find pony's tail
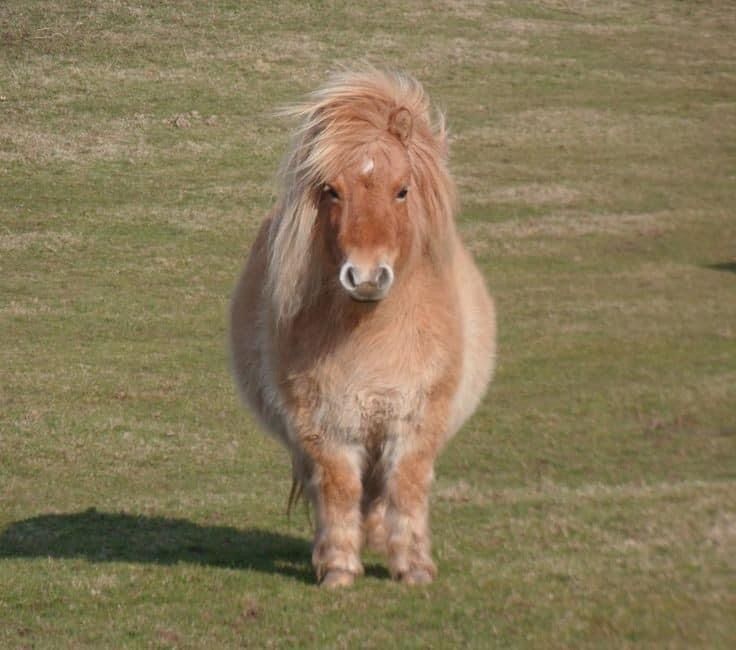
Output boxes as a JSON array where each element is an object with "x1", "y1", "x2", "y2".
[
  {"x1": 286, "y1": 476, "x2": 303, "y2": 517},
  {"x1": 286, "y1": 460, "x2": 312, "y2": 527}
]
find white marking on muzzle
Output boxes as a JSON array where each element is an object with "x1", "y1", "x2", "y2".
[{"x1": 339, "y1": 260, "x2": 394, "y2": 301}]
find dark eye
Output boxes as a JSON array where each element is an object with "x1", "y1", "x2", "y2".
[
  {"x1": 396, "y1": 186, "x2": 409, "y2": 200},
  {"x1": 324, "y1": 184, "x2": 340, "y2": 201}
]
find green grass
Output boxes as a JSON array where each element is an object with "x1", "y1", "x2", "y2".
[{"x1": 1, "y1": 1, "x2": 735, "y2": 647}]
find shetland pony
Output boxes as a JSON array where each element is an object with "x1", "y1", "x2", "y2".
[{"x1": 230, "y1": 69, "x2": 496, "y2": 587}]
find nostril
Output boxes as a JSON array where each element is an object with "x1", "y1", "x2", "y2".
[
  {"x1": 339, "y1": 263, "x2": 359, "y2": 291},
  {"x1": 347, "y1": 266, "x2": 358, "y2": 288},
  {"x1": 376, "y1": 264, "x2": 394, "y2": 291}
]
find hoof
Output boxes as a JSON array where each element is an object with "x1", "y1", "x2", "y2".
[
  {"x1": 399, "y1": 568, "x2": 434, "y2": 586},
  {"x1": 320, "y1": 569, "x2": 356, "y2": 588}
]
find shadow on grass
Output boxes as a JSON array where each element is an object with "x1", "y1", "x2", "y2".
[
  {"x1": 0, "y1": 508, "x2": 319, "y2": 583},
  {"x1": 0, "y1": 508, "x2": 392, "y2": 584},
  {"x1": 704, "y1": 261, "x2": 736, "y2": 274}
]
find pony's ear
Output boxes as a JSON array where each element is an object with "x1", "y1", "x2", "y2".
[{"x1": 388, "y1": 107, "x2": 413, "y2": 145}]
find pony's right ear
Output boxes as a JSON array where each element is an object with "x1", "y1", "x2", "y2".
[{"x1": 388, "y1": 107, "x2": 413, "y2": 145}]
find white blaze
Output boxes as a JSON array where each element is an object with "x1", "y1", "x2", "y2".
[{"x1": 361, "y1": 157, "x2": 374, "y2": 176}]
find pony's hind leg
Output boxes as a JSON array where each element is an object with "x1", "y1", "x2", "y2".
[
  {"x1": 362, "y1": 496, "x2": 388, "y2": 554},
  {"x1": 304, "y1": 441, "x2": 364, "y2": 587},
  {"x1": 361, "y1": 457, "x2": 388, "y2": 554}
]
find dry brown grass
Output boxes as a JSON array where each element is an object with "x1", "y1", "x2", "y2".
[{"x1": 0, "y1": 229, "x2": 83, "y2": 251}]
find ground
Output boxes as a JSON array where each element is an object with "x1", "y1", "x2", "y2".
[{"x1": 1, "y1": 1, "x2": 735, "y2": 648}]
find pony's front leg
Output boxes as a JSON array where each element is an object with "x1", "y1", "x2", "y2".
[{"x1": 305, "y1": 441, "x2": 364, "y2": 588}]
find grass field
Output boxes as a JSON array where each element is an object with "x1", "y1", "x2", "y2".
[{"x1": 1, "y1": 1, "x2": 735, "y2": 647}]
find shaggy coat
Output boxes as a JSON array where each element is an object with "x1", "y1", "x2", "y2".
[{"x1": 230, "y1": 69, "x2": 496, "y2": 587}]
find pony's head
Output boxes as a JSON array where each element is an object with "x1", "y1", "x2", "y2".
[
  {"x1": 318, "y1": 108, "x2": 415, "y2": 302},
  {"x1": 268, "y1": 69, "x2": 457, "y2": 321}
]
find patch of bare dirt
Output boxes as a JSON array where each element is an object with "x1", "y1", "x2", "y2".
[
  {"x1": 166, "y1": 111, "x2": 218, "y2": 129},
  {"x1": 707, "y1": 513, "x2": 736, "y2": 550}
]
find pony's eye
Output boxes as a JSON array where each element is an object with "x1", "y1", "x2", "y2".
[
  {"x1": 396, "y1": 186, "x2": 409, "y2": 201},
  {"x1": 324, "y1": 184, "x2": 340, "y2": 201}
]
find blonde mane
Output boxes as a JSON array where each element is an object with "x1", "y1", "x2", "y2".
[{"x1": 266, "y1": 69, "x2": 457, "y2": 324}]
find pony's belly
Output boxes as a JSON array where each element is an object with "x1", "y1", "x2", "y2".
[{"x1": 309, "y1": 384, "x2": 426, "y2": 445}]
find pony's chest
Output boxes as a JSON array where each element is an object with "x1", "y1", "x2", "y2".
[{"x1": 280, "y1": 300, "x2": 457, "y2": 442}]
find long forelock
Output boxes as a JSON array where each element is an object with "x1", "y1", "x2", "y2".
[{"x1": 267, "y1": 69, "x2": 457, "y2": 325}]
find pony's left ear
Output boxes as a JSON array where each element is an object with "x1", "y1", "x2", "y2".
[{"x1": 388, "y1": 107, "x2": 413, "y2": 145}]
